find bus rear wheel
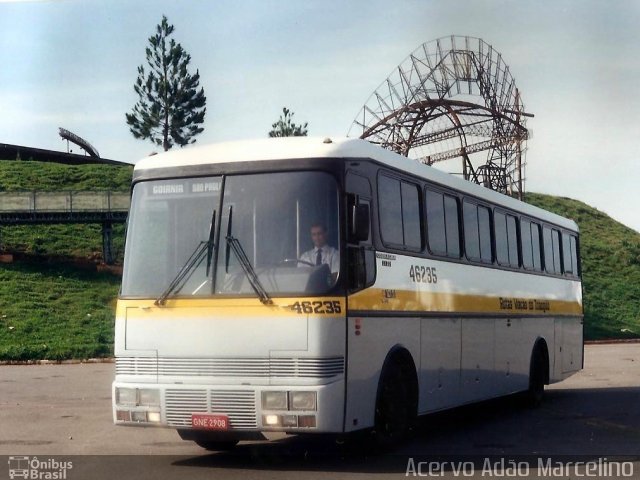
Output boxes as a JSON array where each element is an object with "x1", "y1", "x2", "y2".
[
  {"x1": 525, "y1": 344, "x2": 548, "y2": 408},
  {"x1": 373, "y1": 358, "x2": 417, "y2": 448}
]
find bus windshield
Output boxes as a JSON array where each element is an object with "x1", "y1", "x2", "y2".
[{"x1": 121, "y1": 171, "x2": 341, "y2": 299}]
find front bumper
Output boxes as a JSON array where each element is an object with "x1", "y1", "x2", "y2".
[{"x1": 112, "y1": 380, "x2": 345, "y2": 434}]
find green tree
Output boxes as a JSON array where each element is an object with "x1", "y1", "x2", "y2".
[
  {"x1": 126, "y1": 15, "x2": 206, "y2": 151},
  {"x1": 268, "y1": 107, "x2": 308, "y2": 137}
]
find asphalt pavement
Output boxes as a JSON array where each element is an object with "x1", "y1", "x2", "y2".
[{"x1": 0, "y1": 344, "x2": 638, "y2": 479}]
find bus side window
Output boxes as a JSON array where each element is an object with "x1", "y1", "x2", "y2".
[
  {"x1": 570, "y1": 235, "x2": 579, "y2": 276},
  {"x1": 426, "y1": 190, "x2": 446, "y2": 255},
  {"x1": 506, "y1": 215, "x2": 519, "y2": 267},
  {"x1": 478, "y1": 206, "x2": 492, "y2": 264},
  {"x1": 426, "y1": 189, "x2": 460, "y2": 258},
  {"x1": 495, "y1": 212, "x2": 509, "y2": 266},
  {"x1": 443, "y1": 194, "x2": 460, "y2": 258},
  {"x1": 562, "y1": 232, "x2": 573, "y2": 274},
  {"x1": 542, "y1": 226, "x2": 553, "y2": 273},
  {"x1": 521, "y1": 219, "x2": 533, "y2": 269},
  {"x1": 463, "y1": 201, "x2": 480, "y2": 261},
  {"x1": 378, "y1": 173, "x2": 422, "y2": 250},
  {"x1": 552, "y1": 229, "x2": 562, "y2": 274},
  {"x1": 531, "y1": 222, "x2": 542, "y2": 271},
  {"x1": 401, "y1": 182, "x2": 422, "y2": 250},
  {"x1": 463, "y1": 201, "x2": 492, "y2": 263},
  {"x1": 378, "y1": 175, "x2": 403, "y2": 246}
]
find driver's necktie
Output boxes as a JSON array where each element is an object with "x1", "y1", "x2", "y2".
[{"x1": 315, "y1": 249, "x2": 322, "y2": 266}]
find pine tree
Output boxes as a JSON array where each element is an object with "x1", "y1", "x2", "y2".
[
  {"x1": 268, "y1": 107, "x2": 308, "y2": 137},
  {"x1": 126, "y1": 16, "x2": 206, "y2": 151}
]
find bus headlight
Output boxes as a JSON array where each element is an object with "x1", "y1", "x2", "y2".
[
  {"x1": 261, "y1": 391, "x2": 288, "y2": 410},
  {"x1": 147, "y1": 411, "x2": 161, "y2": 423},
  {"x1": 290, "y1": 391, "x2": 317, "y2": 411},
  {"x1": 116, "y1": 388, "x2": 160, "y2": 407},
  {"x1": 116, "y1": 388, "x2": 137, "y2": 406},
  {"x1": 139, "y1": 389, "x2": 160, "y2": 407}
]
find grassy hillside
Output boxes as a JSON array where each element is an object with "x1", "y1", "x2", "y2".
[
  {"x1": 0, "y1": 160, "x2": 132, "y2": 190},
  {"x1": 0, "y1": 161, "x2": 131, "y2": 360},
  {"x1": 526, "y1": 193, "x2": 640, "y2": 340},
  {"x1": 0, "y1": 263, "x2": 119, "y2": 360},
  {"x1": 0, "y1": 161, "x2": 132, "y2": 259}
]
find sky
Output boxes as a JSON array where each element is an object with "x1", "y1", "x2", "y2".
[{"x1": 0, "y1": 0, "x2": 639, "y2": 231}]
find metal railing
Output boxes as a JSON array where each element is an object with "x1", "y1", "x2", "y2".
[{"x1": 0, "y1": 191, "x2": 130, "y2": 213}]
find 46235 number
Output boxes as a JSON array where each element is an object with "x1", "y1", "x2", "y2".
[
  {"x1": 409, "y1": 265, "x2": 437, "y2": 284},
  {"x1": 290, "y1": 300, "x2": 342, "y2": 314}
]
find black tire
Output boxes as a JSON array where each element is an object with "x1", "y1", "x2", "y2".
[
  {"x1": 526, "y1": 346, "x2": 547, "y2": 408},
  {"x1": 373, "y1": 359, "x2": 417, "y2": 448},
  {"x1": 194, "y1": 439, "x2": 239, "y2": 451}
]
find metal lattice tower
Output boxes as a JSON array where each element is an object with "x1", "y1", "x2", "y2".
[{"x1": 348, "y1": 36, "x2": 533, "y2": 199}]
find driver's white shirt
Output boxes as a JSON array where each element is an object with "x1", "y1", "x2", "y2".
[{"x1": 299, "y1": 245, "x2": 340, "y2": 274}]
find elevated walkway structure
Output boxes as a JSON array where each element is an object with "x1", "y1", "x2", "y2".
[
  {"x1": 0, "y1": 142, "x2": 131, "y2": 166},
  {"x1": 0, "y1": 191, "x2": 130, "y2": 264}
]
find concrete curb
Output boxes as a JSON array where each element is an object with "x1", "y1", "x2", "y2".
[
  {"x1": 0, "y1": 358, "x2": 115, "y2": 366},
  {"x1": 584, "y1": 339, "x2": 640, "y2": 344}
]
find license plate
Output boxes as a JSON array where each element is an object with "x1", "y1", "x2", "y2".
[{"x1": 191, "y1": 413, "x2": 229, "y2": 430}]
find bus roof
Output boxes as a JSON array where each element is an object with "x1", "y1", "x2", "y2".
[{"x1": 134, "y1": 137, "x2": 578, "y2": 231}]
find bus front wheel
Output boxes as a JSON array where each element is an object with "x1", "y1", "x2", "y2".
[{"x1": 373, "y1": 357, "x2": 418, "y2": 448}]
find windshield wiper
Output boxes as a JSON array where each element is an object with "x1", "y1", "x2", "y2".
[
  {"x1": 205, "y1": 208, "x2": 217, "y2": 276},
  {"x1": 226, "y1": 234, "x2": 273, "y2": 305},
  {"x1": 155, "y1": 210, "x2": 216, "y2": 306},
  {"x1": 224, "y1": 205, "x2": 272, "y2": 305}
]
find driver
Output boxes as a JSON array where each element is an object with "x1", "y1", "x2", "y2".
[{"x1": 299, "y1": 223, "x2": 339, "y2": 275}]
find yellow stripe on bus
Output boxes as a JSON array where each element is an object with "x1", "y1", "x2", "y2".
[
  {"x1": 116, "y1": 291, "x2": 582, "y2": 318},
  {"x1": 347, "y1": 289, "x2": 582, "y2": 316},
  {"x1": 116, "y1": 297, "x2": 346, "y2": 318}
]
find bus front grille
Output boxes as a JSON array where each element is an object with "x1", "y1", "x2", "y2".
[
  {"x1": 117, "y1": 356, "x2": 345, "y2": 379},
  {"x1": 269, "y1": 357, "x2": 345, "y2": 377},
  {"x1": 165, "y1": 389, "x2": 257, "y2": 429},
  {"x1": 115, "y1": 356, "x2": 156, "y2": 376}
]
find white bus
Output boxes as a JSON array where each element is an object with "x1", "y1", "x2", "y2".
[{"x1": 112, "y1": 137, "x2": 583, "y2": 449}]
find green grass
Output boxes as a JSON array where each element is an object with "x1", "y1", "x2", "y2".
[
  {"x1": 1, "y1": 224, "x2": 126, "y2": 259},
  {"x1": 526, "y1": 193, "x2": 640, "y2": 340},
  {"x1": 0, "y1": 161, "x2": 132, "y2": 259},
  {"x1": 0, "y1": 160, "x2": 133, "y2": 190},
  {"x1": 0, "y1": 160, "x2": 130, "y2": 360},
  {"x1": 0, "y1": 263, "x2": 119, "y2": 360}
]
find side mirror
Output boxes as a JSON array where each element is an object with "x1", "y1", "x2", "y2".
[
  {"x1": 347, "y1": 246, "x2": 376, "y2": 293},
  {"x1": 350, "y1": 203, "x2": 370, "y2": 243}
]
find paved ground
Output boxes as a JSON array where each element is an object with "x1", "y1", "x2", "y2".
[{"x1": 0, "y1": 344, "x2": 638, "y2": 479}]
